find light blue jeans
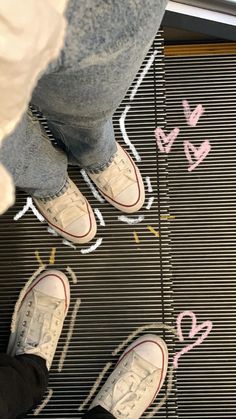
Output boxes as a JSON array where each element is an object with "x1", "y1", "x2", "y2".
[{"x1": 0, "y1": 0, "x2": 167, "y2": 198}]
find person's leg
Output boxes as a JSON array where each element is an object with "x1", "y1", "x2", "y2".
[
  {"x1": 32, "y1": 0, "x2": 168, "y2": 170},
  {"x1": 31, "y1": 0, "x2": 168, "y2": 213},
  {"x1": 0, "y1": 354, "x2": 48, "y2": 419},
  {"x1": 2, "y1": 269, "x2": 70, "y2": 419},
  {"x1": 84, "y1": 334, "x2": 168, "y2": 419},
  {"x1": 0, "y1": 110, "x2": 67, "y2": 198},
  {"x1": 0, "y1": 110, "x2": 97, "y2": 243}
]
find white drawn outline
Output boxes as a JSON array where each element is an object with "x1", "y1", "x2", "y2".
[
  {"x1": 130, "y1": 50, "x2": 158, "y2": 101},
  {"x1": 14, "y1": 197, "x2": 44, "y2": 222},
  {"x1": 94, "y1": 208, "x2": 105, "y2": 226},
  {"x1": 145, "y1": 176, "x2": 153, "y2": 193},
  {"x1": 58, "y1": 298, "x2": 81, "y2": 372},
  {"x1": 80, "y1": 170, "x2": 105, "y2": 203},
  {"x1": 62, "y1": 239, "x2": 77, "y2": 250},
  {"x1": 119, "y1": 105, "x2": 141, "y2": 162},
  {"x1": 47, "y1": 226, "x2": 58, "y2": 236},
  {"x1": 146, "y1": 196, "x2": 155, "y2": 210},
  {"x1": 118, "y1": 215, "x2": 145, "y2": 225},
  {"x1": 34, "y1": 388, "x2": 53, "y2": 416},
  {"x1": 66, "y1": 266, "x2": 78, "y2": 284},
  {"x1": 80, "y1": 237, "x2": 103, "y2": 254},
  {"x1": 78, "y1": 362, "x2": 113, "y2": 411}
]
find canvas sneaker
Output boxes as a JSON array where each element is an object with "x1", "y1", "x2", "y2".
[
  {"x1": 89, "y1": 334, "x2": 168, "y2": 419},
  {"x1": 7, "y1": 269, "x2": 70, "y2": 370},
  {"x1": 34, "y1": 177, "x2": 97, "y2": 244},
  {"x1": 88, "y1": 143, "x2": 145, "y2": 213}
]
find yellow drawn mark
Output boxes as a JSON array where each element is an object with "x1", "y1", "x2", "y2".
[
  {"x1": 133, "y1": 231, "x2": 140, "y2": 245},
  {"x1": 35, "y1": 250, "x2": 44, "y2": 267},
  {"x1": 35, "y1": 248, "x2": 57, "y2": 267},
  {"x1": 147, "y1": 225, "x2": 160, "y2": 237},
  {"x1": 160, "y1": 215, "x2": 176, "y2": 220},
  {"x1": 49, "y1": 247, "x2": 56, "y2": 265}
]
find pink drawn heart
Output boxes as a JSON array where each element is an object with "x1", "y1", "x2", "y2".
[
  {"x1": 173, "y1": 310, "x2": 213, "y2": 369},
  {"x1": 183, "y1": 99, "x2": 205, "y2": 127},
  {"x1": 154, "y1": 127, "x2": 179, "y2": 154},
  {"x1": 184, "y1": 140, "x2": 211, "y2": 172}
]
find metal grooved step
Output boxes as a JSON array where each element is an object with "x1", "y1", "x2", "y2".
[
  {"x1": 165, "y1": 53, "x2": 236, "y2": 418},
  {"x1": 0, "y1": 32, "x2": 177, "y2": 418}
]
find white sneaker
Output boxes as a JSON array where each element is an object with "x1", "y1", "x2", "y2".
[
  {"x1": 89, "y1": 334, "x2": 168, "y2": 419},
  {"x1": 88, "y1": 143, "x2": 145, "y2": 213},
  {"x1": 7, "y1": 269, "x2": 70, "y2": 370},
  {"x1": 34, "y1": 177, "x2": 97, "y2": 244}
]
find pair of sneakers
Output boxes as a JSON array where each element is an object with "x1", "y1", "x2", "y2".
[
  {"x1": 8, "y1": 270, "x2": 168, "y2": 418},
  {"x1": 34, "y1": 143, "x2": 145, "y2": 244}
]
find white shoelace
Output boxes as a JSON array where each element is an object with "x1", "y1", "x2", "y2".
[
  {"x1": 42, "y1": 187, "x2": 87, "y2": 225},
  {"x1": 16, "y1": 293, "x2": 64, "y2": 365},
  {"x1": 95, "y1": 156, "x2": 136, "y2": 197},
  {"x1": 22, "y1": 333, "x2": 53, "y2": 357},
  {"x1": 101, "y1": 354, "x2": 157, "y2": 418}
]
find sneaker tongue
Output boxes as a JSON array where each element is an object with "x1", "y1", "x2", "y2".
[
  {"x1": 115, "y1": 372, "x2": 140, "y2": 399},
  {"x1": 28, "y1": 331, "x2": 51, "y2": 345},
  {"x1": 98, "y1": 172, "x2": 135, "y2": 198},
  {"x1": 110, "y1": 352, "x2": 158, "y2": 414},
  {"x1": 27, "y1": 311, "x2": 50, "y2": 347},
  {"x1": 59, "y1": 205, "x2": 86, "y2": 225}
]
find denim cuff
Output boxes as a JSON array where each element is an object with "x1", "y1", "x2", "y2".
[
  {"x1": 33, "y1": 175, "x2": 69, "y2": 200},
  {"x1": 86, "y1": 153, "x2": 116, "y2": 174}
]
